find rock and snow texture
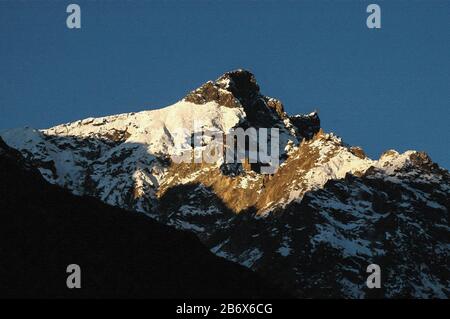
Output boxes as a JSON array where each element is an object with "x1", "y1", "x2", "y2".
[
  {"x1": 0, "y1": 100, "x2": 246, "y2": 214},
  {"x1": 1, "y1": 69, "x2": 449, "y2": 298}
]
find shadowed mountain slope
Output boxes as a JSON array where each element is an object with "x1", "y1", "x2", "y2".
[{"x1": 0, "y1": 138, "x2": 284, "y2": 298}]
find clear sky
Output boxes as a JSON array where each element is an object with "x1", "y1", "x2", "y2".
[{"x1": 0, "y1": 0, "x2": 449, "y2": 168}]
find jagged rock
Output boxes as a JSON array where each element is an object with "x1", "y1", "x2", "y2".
[
  {"x1": 349, "y1": 146, "x2": 367, "y2": 159},
  {"x1": 184, "y1": 69, "x2": 260, "y2": 109},
  {"x1": 184, "y1": 80, "x2": 241, "y2": 108},
  {"x1": 290, "y1": 111, "x2": 321, "y2": 140}
]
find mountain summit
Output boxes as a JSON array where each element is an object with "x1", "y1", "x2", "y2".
[
  {"x1": 185, "y1": 69, "x2": 261, "y2": 109},
  {"x1": 185, "y1": 69, "x2": 319, "y2": 138},
  {"x1": 1, "y1": 70, "x2": 448, "y2": 298}
]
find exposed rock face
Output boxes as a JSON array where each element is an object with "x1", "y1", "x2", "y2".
[
  {"x1": 185, "y1": 69, "x2": 260, "y2": 109},
  {"x1": 1, "y1": 70, "x2": 448, "y2": 298},
  {"x1": 185, "y1": 80, "x2": 240, "y2": 108},
  {"x1": 349, "y1": 146, "x2": 367, "y2": 159},
  {"x1": 290, "y1": 111, "x2": 321, "y2": 140}
]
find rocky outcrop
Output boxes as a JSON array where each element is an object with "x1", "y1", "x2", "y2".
[
  {"x1": 185, "y1": 69, "x2": 260, "y2": 109},
  {"x1": 290, "y1": 111, "x2": 321, "y2": 140}
]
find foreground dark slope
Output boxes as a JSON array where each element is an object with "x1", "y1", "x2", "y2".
[{"x1": 0, "y1": 138, "x2": 282, "y2": 298}]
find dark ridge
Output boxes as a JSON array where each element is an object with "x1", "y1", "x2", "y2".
[
  {"x1": 216, "y1": 69, "x2": 260, "y2": 102},
  {"x1": 0, "y1": 138, "x2": 286, "y2": 298},
  {"x1": 289, "y1": 112, "x2": 321, "y2": 140}
]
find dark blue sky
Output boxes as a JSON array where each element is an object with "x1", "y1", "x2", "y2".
[{"x1": 1, "y1": 0, "x2": 449, "y2": 168}]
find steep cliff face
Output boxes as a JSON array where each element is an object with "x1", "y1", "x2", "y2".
[{"x1": 1, "y1": 70, "x2": 448, "y2": 298}]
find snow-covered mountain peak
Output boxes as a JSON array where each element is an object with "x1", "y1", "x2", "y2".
[
  {"x1": 183, "y1": 69, "x2": 302, "y2": 135},
  {"x1": 42, "y1": 100, "x2": 245, "y2": 155},
  {"x1": 1, "y1": 70, "x2": 448, "y2": 298}
]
